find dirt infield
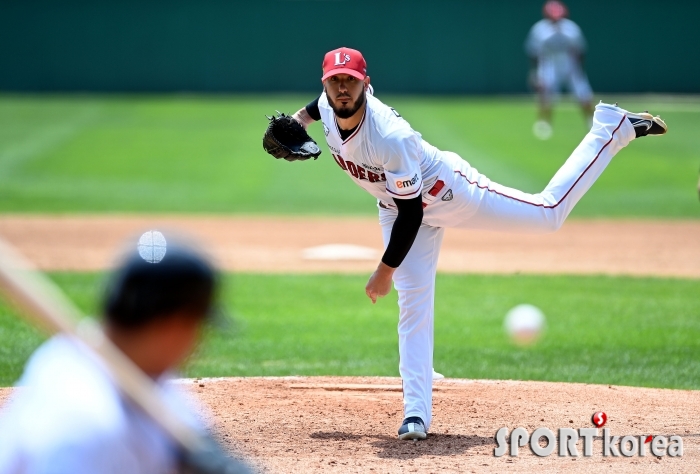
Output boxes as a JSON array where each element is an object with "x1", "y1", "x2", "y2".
[
  {"x1": 2, "y1": 377, "x2": 697, "y2": 473},
  {"x1": 0, "y1": 215, "x2": 699, "y2": 276},
  {"x1": 1, "y1": 215, "x2": 698, "y2": 472}
]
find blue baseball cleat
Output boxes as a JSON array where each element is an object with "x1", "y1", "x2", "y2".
[{"x1": 398, "y1": 416, "x2": 427, "y2": 441}]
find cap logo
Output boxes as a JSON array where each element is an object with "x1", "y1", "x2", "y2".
[{"x1": 334, "y1": 52, "x2": 351, "y2": 66}]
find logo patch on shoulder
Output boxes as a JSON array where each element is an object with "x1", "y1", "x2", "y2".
[
  {"x1": 441, "y1": 189, "x2": 453, "y2": 201},
  {"x1": 396, "y1": 174, "x2": 419, "y2": 189},
  {"x1": 323, "y1": 124, "x2": 330, "y2": 137}
]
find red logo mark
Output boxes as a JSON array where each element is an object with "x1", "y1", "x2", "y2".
[
  {"x1": 428, "y1": 180, "x2": 445, "y2": 197},
  {"x1": 592, "y1": 412, "x2": 607, "y2": 428}
]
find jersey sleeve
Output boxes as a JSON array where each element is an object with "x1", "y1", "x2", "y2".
[
  {"x1": 305, "y1": 95, "x2": 321, "y2": 121},
  {"x1": 568, "y1": 21, "x2": 586, "y2": 53},
  {"x1": 524, "y1": 22, "x2": 543, "y2": 57},
  {"x1": 378, "y1": 129, "x2": 423, "y2": 200}
]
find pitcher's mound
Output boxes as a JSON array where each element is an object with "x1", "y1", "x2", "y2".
[{"x1": 177, "y1": 376, "x2": 699, "y2": 473}]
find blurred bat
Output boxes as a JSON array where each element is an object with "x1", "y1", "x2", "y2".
[{"x1": 0, "y1": 237, "x2": 251, "y2": 474}]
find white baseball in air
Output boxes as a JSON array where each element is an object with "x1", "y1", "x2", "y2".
[
  {"x1": 504, "y1": 304, "x2": 545, "y2": 345},
  {"x1": 137, "y1": 230, "x2": 167, "y2": 263}
]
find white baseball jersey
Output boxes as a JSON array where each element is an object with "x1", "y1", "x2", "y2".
[
  {"x1": 318, "y1": 92, "x2": 450, "y2": 204},
  {"x1": 0, "y1": 335, "x2": 203, "y2": 474},
  {"x1": 525, "y1": 18, "x2": 586, "y2": 69},
  {"x1": 525, "y1": 18, "x2": 592, "y2": 101}
]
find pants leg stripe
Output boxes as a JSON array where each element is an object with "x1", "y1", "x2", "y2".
[{"x1": 452, "y1": 115, "x2": 627, "y2": 209}]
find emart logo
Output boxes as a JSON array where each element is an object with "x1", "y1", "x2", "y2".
[{"x1": 396, "y1": 174, "x2": 419, "y2": 189}]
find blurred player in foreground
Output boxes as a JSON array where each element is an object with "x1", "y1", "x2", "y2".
[
  {"x1": 0, "y1": 235, "x2": 250, "y2": 473},
  {"x1": 263, "y1": 46, "x2": 667, "y2": 441},
  {"x1": 526, "y1": 0, "x2": 594, "y2": 139}
]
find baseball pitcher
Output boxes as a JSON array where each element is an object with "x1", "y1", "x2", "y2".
[{"x1": 262, "y1": 46, "x2": 667, "y2": 441}]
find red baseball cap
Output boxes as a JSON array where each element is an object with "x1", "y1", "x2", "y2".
[
  {"x1": 543, "y1": 1, "x2": 568, "y2": 20},
  {"x1": 321, "y1": 47, "x2": 367, "y2": 81}
]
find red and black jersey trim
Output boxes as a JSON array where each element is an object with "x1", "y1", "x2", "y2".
[
  {"x1": 335, "y1": 109, "x2": 366, "y2": 145},
  {"x1": 386, "y1": 185, "x2": 422, "y2": 198}
]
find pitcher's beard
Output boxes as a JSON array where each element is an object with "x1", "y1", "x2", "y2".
[{"x1": 328, "y1": 90, "x2": 366, "y2": 119}]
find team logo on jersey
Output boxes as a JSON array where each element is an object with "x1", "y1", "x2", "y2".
[
  {"x1": 441, "y1": 189, "x2": 453, "y2": 201},
  {"x1": 396, "y1": 174, "x2": 419, "y2": 189},
  {"x1": 390, "y1": 108, "x2": 402, "y2": 118},
  {"x1": 323, "y1": 124, "x2": 330, "y2": 137},
  {"x1": 332, "y1": 153, "x2": 386, "y2": 183},
  {"x1": 334, "y1": 52, "x2": 351, "y2": 66}
]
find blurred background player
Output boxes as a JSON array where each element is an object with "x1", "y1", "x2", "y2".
[
  {"x1": 526, "y1": 0, "x2": 594, "y2": 140},
  {"x1": 0, "y1": 235, "x2": 250, "y2": 473}
]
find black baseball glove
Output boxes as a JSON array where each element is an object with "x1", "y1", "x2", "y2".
[{"x1": 262, "y1": 112, "x2": 321, "y2": 162}]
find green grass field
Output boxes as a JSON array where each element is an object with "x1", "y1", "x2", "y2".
[
  {"x1": 1, "y1": 94, "x2": 698, "y2": 216},
  {"x1": 1, "y1": 273, "x2": 698, "y2": 389},
  {"x1": 0, "y1": 95, "x2": 698, "y2": 390}
]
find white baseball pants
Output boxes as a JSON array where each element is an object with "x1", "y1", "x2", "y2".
[
  {"x1": 538, "y1": 59, "x2": 593, "y2": 104},
  {"x1": 379, "y1": 104, "x2": 635, "y2": 429}
]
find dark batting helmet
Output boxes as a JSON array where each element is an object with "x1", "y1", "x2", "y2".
[{"x1": 103, "y1": 234, "x2": 218, "y2": 329}]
